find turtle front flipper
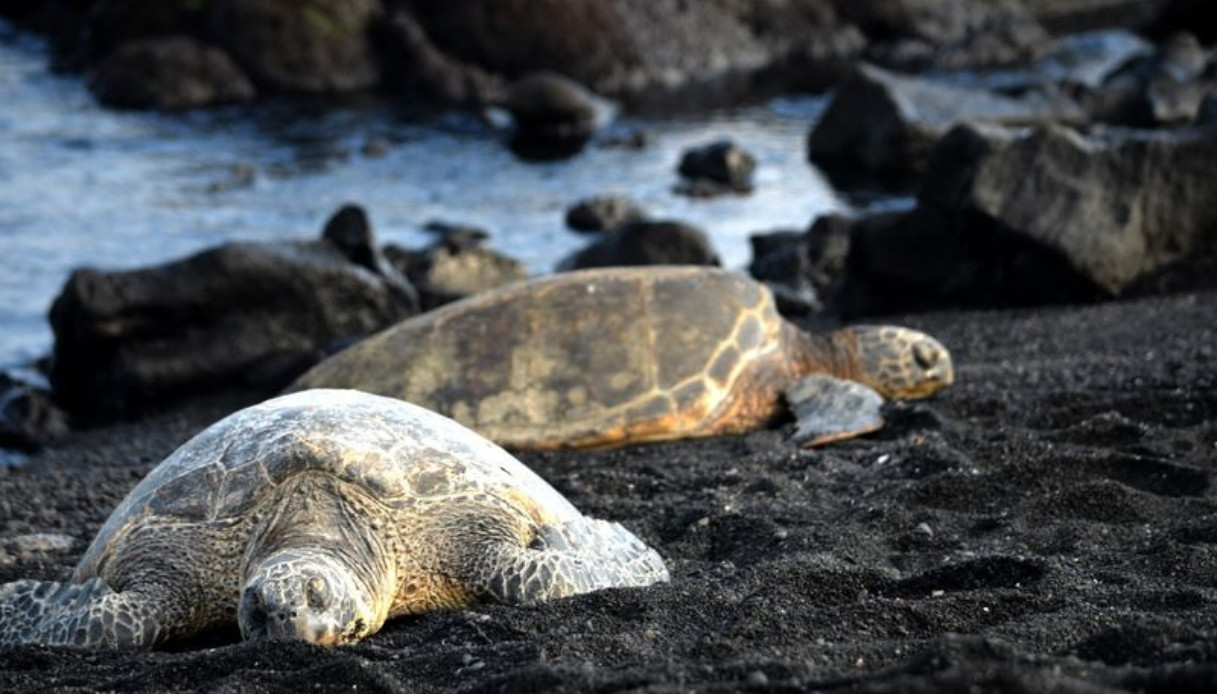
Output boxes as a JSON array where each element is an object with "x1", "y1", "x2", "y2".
[
  {"x1": 0, "y1": 577, "x2": 186, "y2": 650},
  {"x1": 478, "y1": 518, "x2": 669, "y2": 604},
  {"x1": 786, "y1": 374, "x2": 885, "y2": 447}
]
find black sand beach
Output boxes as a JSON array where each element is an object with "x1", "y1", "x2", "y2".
[{"x1": 1, "y1": 284, "x2": 1215, "y2": 693}]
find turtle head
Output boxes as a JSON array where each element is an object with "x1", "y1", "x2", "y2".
[
  {"x1": 239, "y1": 550, "x2": 386, "y2": 646},
  {"x1": 840, "y1": 325, "x2": 954, "y2": 399}
]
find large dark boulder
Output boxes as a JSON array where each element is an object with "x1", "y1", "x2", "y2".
[
  {"x1": 500, "y1": 71, "x2": 604, "y2": 160},
  {"x1": 833, "y1": 205, "x2": 1105, "y2": 318},
  {"x1": 747, "y1": 230, "x2": 822, "y2": 316},
  {"x1": 808, "y1": 64, "x2": 1083, "y2": 187},
  {"x1": 922, "y1": 123, "x2": 1217, "y2": 295},
  {"x1": 835, "y1": 122, "x2": 1217, "y2": 316},
  {"x1": 49, "y1": 206, "x2": 418, "y2": 421},
  {"x1": 557, "y1": 220, "x2": 720, "y2": 271},
  {"x1": 206, "y1": 0, "x2": 383, "y2": 94},
  {"x1": 88, "y1": 37, "x2": 256, "y2": 110}
]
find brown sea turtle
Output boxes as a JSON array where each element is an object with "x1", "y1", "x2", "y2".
[
  {"x1": 0, "y1": 390, "x2": 667, "y2": 650},
  {"x1": 289, "y1": 266, "x2": 954, "y2": 449}
]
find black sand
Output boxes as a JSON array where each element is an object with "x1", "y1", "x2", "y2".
[{"x1": 1, "y1": 287, "x2": 1216, "y2": 693}]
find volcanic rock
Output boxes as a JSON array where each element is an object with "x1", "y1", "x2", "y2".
[
  {"x1": 558, "y1": 220, "x2": 720, "y2": 271},
  {"x1": 49, "y1": 206, "x2": 418, "y2": 421}
]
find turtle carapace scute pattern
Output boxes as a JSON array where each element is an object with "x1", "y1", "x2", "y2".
[
  {"x1": 290, "y1": 266, "x2": 955, "y2": 449},
  {"x1": 0, "y1": 390, "x2": 668, "y2": 650}
]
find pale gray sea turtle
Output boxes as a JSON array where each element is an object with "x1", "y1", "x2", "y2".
[
  {"x1": 290, "y1": 266, "x2": 955, "y2": 449},
  {"x1": 0, "y1": 390, "x2": 668, "y2": 650}
]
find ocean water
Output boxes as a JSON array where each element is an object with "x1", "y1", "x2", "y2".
[{"x1": 0, "y1": 23, "x2": 845, "y2": 373}]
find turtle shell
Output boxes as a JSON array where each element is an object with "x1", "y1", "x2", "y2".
[
  {"x1": 74, "y1": 390, "x2": 581, "y2": 576},
  {"x1": 290, "y1": 266, "x2": 792, "y2": 449}
]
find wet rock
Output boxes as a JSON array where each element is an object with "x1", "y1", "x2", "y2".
[
  {"x1": 835, "y1": 121, "x2": 1217, "y2": 315},
  {"x1": 997, "y1": 31, "x2": 1212, "y2": 127},
  {"x1": 747, "y1": 231, "x2": 822, "y2": 316},
  {"x1": 500, "y1": 71, "x2": 605, "y2": 160},
  {"x1": 372, "y1": 8, "x2": 503, "y2": 105},
  {"x1": 675, "y1": 140, "x2": 756, "y2": 197},
  {"x1": 403, "y1": 0, "x2": 860, "y2": 107},
  {"x1": 1085, "y1": 33, "x2": 1216, "y2": 126},
  {"x1": 1035, "y1": 30, "x2": 1154, "y2": 90},
  {"x1": 839, "y1": 0, "x2": 1049, "y2": 72},
  {"x1": 88, "y1": 36, "x2": 255, "y2": 110},
  {"x1": 49, "y1": 205, "x2": 418, "y2": 421},
  {"x1": 0, "y1": 374, "x2": 69, "y2": 452},
  {"x1": 565, "y1": 196, "x2": 647, "y2": 234},
  {"x1": 749, "y1": 231, "x2": 806, "y2": 272},
  {"x1": 402, "y1": 0, "x2": 639, "y2": 97},
  {"x1": 384, "y1": 229, "x2": 527, "y2": 312},
  {"x1": 1107, "y1": 31, "x2": 1205, "y2": 84},
  {"x1": 557, "y1": 220, "x2": 720, "y2": 271},
  {"x1": 207, "y1": 0, "x2": 381, "y2": 94},
  {"x1": 16, "y1": 0, "x2": 867, "y2": 111},
  {"x1": 807, "y1": 64, "x2": 1083, "y2": 188},
  {"x1": 833, "y1": 205, "x2": 1103, "y2": 317},
  {"x1": 747, "y1": 215, "x2": 855, "y2": 315},
  {"x1": 806, "y1": 214, "x2": 855, "y2": 296},
  {"x1": 321, "y1": 204, "x2": 407, "y2": 282}
]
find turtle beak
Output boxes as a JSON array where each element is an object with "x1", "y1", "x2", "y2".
[
  {"x1": 913, "y1": 340, "x2": 954, "y2": 391},
  {"x1": 239, "y1": 577, "x2": 352, "y2": 646}
]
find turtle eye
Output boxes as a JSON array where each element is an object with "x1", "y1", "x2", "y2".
[
  {"x1": 306, "y1": 576, "x2": 332, "y2": 610},
  {"x1": 913, "y1": 342, "x2": 939, "y2": 370}
]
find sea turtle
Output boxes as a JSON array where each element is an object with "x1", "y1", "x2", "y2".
[
  {"x1": 289, "y1": 266, "x2": 954, "y2": 449},
  {"x1": 0, "y1": 390, "x2": 668, "y2": 650}
]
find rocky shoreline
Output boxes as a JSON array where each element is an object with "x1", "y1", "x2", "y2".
[{"x1": 3, "y1": 0, "x2": 1213, "y2": 112}]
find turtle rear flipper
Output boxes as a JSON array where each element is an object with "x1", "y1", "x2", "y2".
[
  {"x1": 479, "y1": 519, "x2": 669, "y2": 604},
  {"x1": 0, "y1": 578, "x2": 185, "y2": 650},
  {"x1": 786, "y1": 374, "x2": 885, "y2": 448}
]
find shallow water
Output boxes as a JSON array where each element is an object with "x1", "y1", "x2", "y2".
[{"x1": 0, "y1": 23, "x2": 845, "y2": 372}]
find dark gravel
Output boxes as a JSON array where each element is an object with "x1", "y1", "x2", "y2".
[{"x1": 1, "y1": 288, "x2": 1216, "y2": 693}]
